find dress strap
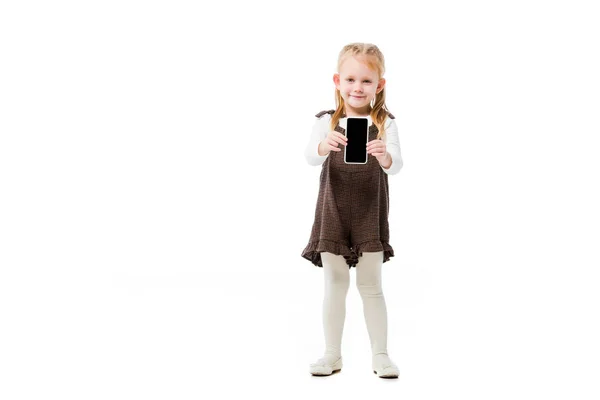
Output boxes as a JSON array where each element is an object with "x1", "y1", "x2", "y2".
[{"x1": 315, "y1": 109, "x2": 335, "y2": 118}]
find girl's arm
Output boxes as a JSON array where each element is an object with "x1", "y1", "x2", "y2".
[
  {"x1": 304, "y1": 116, "x2": 330, "y2": 166},
  {"x1": 380, "y1": 118, "x2": 403, "y2": 175}
]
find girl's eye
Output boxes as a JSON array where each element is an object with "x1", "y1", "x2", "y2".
[{"x1": 346, "y1": 79, "x2": 371, "y2": 83}]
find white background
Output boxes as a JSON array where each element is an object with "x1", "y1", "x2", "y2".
[{"x1": 1, "y1": 0, "x2": 599, "y2": 398}]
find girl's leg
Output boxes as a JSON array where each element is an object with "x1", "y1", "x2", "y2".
[
  {"x1": 356, "y1": 251, "x2": 388, "y2": 356},
  {"x1": 313, "y1": 252, "x2": 350, "y2": 365},
  {"x1": 356, "y1": 251, "x2": 399, "y2": 376}
]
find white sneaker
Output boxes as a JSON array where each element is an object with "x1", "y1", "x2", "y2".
[
  {"x1": 372, "y1": 354, "x2": 399, "y2": 378},
  {"x1": 309, "y1": 355, "x2": 343, "y2": 376}
]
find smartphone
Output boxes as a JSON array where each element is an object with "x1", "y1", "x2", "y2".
[{"x1": 344, "y1": 117, "x2": 369, "y2": 164}]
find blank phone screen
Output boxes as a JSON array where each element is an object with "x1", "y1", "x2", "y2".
[{"x1": 345, "y1": 118, "x2": 368, "y2": 163}]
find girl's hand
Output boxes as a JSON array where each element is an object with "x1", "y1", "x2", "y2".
[
  {"x1": 319, "y1": 131, "x2": 348, "y2": 155},
  {"x1": 367, "y1": 139, "x2": 388, "y2": 163}
]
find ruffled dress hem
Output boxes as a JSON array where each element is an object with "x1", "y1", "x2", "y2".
[{"x1": 301, "y1": 239, "x2": 394, "y2": 268}]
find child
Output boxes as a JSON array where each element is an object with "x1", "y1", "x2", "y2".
[{"x1": 301, "y1": 43, "x2": 403, "y2": 378}]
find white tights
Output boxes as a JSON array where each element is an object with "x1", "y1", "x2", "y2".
[{"x1": 320, "y1": 251, "x2": 389, "y2": 360}]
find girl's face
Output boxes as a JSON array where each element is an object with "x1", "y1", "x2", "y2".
[{"x1": 333, "y1": 55, "x2": 385, "y2": 116}]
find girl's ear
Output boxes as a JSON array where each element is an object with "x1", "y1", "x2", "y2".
[
  {"x1": 376, "y1": 78, "x2": 386, "y2": 94},
  {"x1": 333, "y1": 73, "x2": 340, "y2": 90}
]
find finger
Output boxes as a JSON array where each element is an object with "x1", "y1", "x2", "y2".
[
  {"x1": 334, "y1": 137, "x2": 347, "y2": 146},
  {"x1": 327, "y1": 141, "x2": 341, "y2": 151}
]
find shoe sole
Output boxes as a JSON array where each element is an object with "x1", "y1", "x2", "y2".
[
  {"x1": 373, "y1": 370, "x2": 399, "y2": 379},
  {"x1": 311, "y1": 368, "x2": 341, "y2": 376}
]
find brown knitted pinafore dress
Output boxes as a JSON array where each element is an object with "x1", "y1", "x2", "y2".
[{"x1": 301, "y1": 109, "x2": 396, "y2": 269}]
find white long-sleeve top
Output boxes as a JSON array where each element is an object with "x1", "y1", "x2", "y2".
[{"x1": 304, "y1": 113, "x2": 403, "y2": 175}]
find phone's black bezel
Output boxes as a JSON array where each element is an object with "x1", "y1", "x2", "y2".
[{"x1": 344, "y1": 117, "x2": 369, "y2": 164}]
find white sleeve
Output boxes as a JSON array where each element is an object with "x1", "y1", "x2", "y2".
[
  {"x1": 381, "y1": 118, "x2": 403, "y2": 175},
  {"x1": 304, "y1": 116, "x2": 330, "y2": 166}
]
